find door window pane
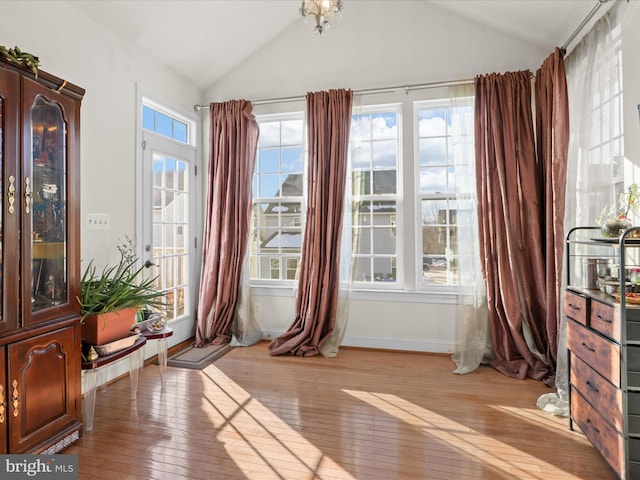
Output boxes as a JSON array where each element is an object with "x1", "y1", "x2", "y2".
[{"x1": 152, "y1": 153, "x2": 189, "y2": 320}]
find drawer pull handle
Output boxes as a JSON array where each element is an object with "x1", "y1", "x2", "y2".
[
  {"x1": 595, "y1": 314, "x2": 612, "y2": 324},
  {"x1": 586, "y1": 381, "x2": 599, "y2": 393},
  {"x1": 581, "y1": 342, "x2": 596, "y2": 353},
  {"x1": 568, "y1": 303, "x2": 581, "y2": 311},
  {"x1": 586, "y1": 417, "x2": 600, "y2": 434}
]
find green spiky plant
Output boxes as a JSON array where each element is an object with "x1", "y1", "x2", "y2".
[{"x1": 77, "y1": 237, "x2": 166, "y2": 322}]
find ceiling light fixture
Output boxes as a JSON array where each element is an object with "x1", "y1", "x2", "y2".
[{"x1": 300, "y1": 0, "x2": 343, "y2": 35}]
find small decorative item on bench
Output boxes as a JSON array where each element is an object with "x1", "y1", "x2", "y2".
[
  {"x1": 146, "y1": 313, "x2": 167, "y2": 333},
  {"x1": 94, "y1": 332, "x2": 140, "y2": 357}
]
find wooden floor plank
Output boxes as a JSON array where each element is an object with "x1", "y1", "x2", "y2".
[{"x1": 66, "y1": 341, "x2": 617, "y2": 480}]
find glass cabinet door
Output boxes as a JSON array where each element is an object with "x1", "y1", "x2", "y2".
[
  {"x1": 0, "y1": 96, "x2": 3, "y2": 321},
  {"x1": 0, "y1": 96, "x2": 3, "y2": 319},
  {"x1": 29, "y1": 95, "x2": 67, "y2": 313}
]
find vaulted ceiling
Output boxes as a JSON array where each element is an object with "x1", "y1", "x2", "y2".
[{"x1": 64, "y1": 0, "x2": 606, "y2": 91}]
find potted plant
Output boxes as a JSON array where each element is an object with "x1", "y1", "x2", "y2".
[
  {"x1": 596, "y1": 183, "x2": 640, "y2": 238},
  {"x1": 77, "y1": 237, "x2": 166, "y2": 346}
]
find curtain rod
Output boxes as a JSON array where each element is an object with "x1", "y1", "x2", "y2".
[
  {"x1": 561, "y1": 0, "x2": 619, "y2": 51},
  {"x1": 193, "y1": 78, "x2": 473, "y2": 111}
]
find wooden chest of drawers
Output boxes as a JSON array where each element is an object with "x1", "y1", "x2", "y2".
[
  {"x1": 564, "y1": 228, "x2": 640, "y2": 480},
  {"x1": 565, "y1": 287, "x2": 640, "y2": 480}
]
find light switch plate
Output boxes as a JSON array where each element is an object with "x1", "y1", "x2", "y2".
[{"x1": 87, "y1": 213, "x2": 110, "y2": 230}]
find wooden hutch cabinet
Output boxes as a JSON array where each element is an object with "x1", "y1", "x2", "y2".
[{"x1": 0, "y1": 59, "x2": 83, "y2": 453}]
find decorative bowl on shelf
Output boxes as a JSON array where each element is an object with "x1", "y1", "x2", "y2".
[
  {"x1": 94, "y1": 333, "x2": 140, "y2": 356},
  {"x1": 612, "y1": 292, "x2": 640, "y2": 305},
  {"x1": 146, "y1": 313, "x2": 167, "y2": 332}
]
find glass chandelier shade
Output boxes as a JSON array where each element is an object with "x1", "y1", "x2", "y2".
[{"x1": 300, "y1": 0, "x2": 344, "y2": 35}]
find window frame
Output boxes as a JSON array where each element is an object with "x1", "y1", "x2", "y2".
[
  {"x1": 249, "y1": 95, "x2": 474, "y2": 302},
  {"x1": 590, "y1": 40, "x2": 625, "y2": 211},
  {"x1": 250, "y1": 111, "x2": 306, "y2": 287},
  {"x1": 142, "y1": 98, "x2": 196, "y2": 147},
  {"x1": 135, "y1": 86, "x2": 202, "y2": 354},
  {"x1": 413, "y1": 98, "x2": 472, "y2": 294},
  {"x1": 349, "y1": 103, "x2": 404, "y2": 290}
]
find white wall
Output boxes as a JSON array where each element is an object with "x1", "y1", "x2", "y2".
[
  {"x1": 205, "y1": 1, "x2": 554, "y2": 354},
  {"x1": 0, "y1": 1, "x2": 202, "y2": 268},
  {"x1": 0, "y1": 1, "x2": 203, "y2": 358},
  {"x1": 207, "y1": 1, "x2": 550, "y2": 102}
]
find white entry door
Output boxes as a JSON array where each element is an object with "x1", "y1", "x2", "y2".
[{"x1": 140, "y1": 130, "x2": 197, "y2": 324}]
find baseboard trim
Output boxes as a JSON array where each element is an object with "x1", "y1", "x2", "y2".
[{"x1": 261, "y1": 330, "x2": 456, "y2": 354}]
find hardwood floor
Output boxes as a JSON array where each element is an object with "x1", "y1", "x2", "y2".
[{"x1": 66, "y1": 341, "x2": 617, "y2": 480}]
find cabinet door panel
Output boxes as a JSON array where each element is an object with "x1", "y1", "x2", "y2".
[
  {"x1": 0, "y1": 346, "x2": 6, "y2": 453},
  {"x1": 7, "y1": 325, "x2": 79, "y2": 453},
  {"x1": 0, "y1": 69, "x2": 20, "y2": 334}
]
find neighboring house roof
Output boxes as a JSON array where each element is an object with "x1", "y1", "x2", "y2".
[
  {"x1": 260, "y1": 231, "x2": 302, "y2": 250},
  {"x1": 263, "y1": 173, "x2": 303, "y2": 214}
]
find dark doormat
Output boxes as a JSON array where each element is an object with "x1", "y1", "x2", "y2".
[{"x1": 167, "y1": 343, "x2": 233, "y2": 370}]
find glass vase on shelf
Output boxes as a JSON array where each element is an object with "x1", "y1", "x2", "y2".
[
  {"x1": 596, "y1": 183, "x2": 640, "y2": 239},
  {"x1": 600, "y1": 215, "x2": 632, "y2": 238}
]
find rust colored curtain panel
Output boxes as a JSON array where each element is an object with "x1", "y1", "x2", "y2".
[
  {"x1": 269, "y1": 89, "x2": 353, "y2": 357},
  {"x1": 195, "y1": 100, "x2": 259, "y2": 347},
  {"x1": 474, "y1": 71, "x2": 553, "y2": 382},
  {"x1": 534, "y1": 48, "x2": 569, "y2": 378}
]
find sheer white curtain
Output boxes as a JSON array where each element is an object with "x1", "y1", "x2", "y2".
[
  {"x1": 449, "y1": 84, "x2": 491, "y2": 374},
  {"x1": 537, "y1": 11, "x2": 623, "y2": 415},
  {"x1": 230, "y1": 254, "x2": 263, "y2": 347},
  {"x1": 320, "y1": 170, "x2": 352, "y2": 358}
]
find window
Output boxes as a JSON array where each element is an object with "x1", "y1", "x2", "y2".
[
  {"x1": 416, "y1": 101, "x2": 474, "y2": 287},
  {"x1": 250, "y1": 114, "x2": 305, "y2": 281},
  {"x1": 350, "y1": 107, "x2": 400, "y2": 286},
  {"x1": 591, "y1": 30, "x2": 624, "y2": 209},
  {"x1": 250, "y1": 100, "x2": 476, "y2": 294},
  {"x1": 143, "y1": 104, "x2": 189, "y2": 144}
]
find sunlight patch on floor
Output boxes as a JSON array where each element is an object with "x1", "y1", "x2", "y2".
[
  {"x1": 342, "y1": 389, "x2": 582, "y2": 480},
  {"x1": 199, "y1": 366, "x2": 357, "y2": 480},
  {"x1": 490, "y1": 404, "x2": 588, "y2": 443}
]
